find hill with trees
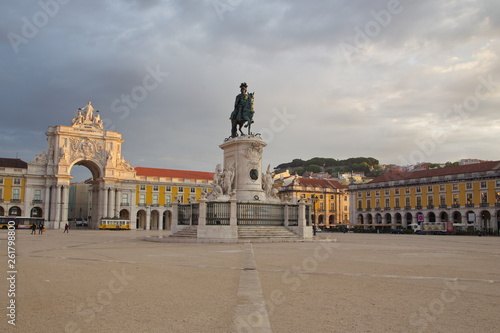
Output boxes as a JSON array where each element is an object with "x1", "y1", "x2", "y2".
[{"x1": 274, "y1": 157, "x2": 385, "y2": 177}]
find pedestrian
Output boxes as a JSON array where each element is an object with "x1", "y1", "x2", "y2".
[
  {"x1": 31, "y1": 223, "x2": 37, "y2": 235},
  {"x1": 64, "y1": 223, "x2": 69, "y2": 233},
  {"x1": 39, "y1": 223, "x2": 44, "y2": 234}
]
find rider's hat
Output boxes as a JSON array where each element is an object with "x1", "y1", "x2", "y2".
[{"x1": 240, "y1": 82, "x2": 248, "y2": 88}]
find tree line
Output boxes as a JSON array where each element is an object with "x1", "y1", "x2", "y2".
[{"x1": 274, "y1": 157, "x2": 384, "y2": 177}]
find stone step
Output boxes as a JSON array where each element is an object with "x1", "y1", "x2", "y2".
[
  {"x1": 169, "y1": 226, "x2": 198, "y2": 238},
  {"x1": 238, "y1": 226, "x2": 299, "y2": 239}
]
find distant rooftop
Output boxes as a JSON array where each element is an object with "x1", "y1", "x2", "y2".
[
  {"x1": 134, "y1": 167, "x2": 214, "y2": 181},
  {"x1": 369, "y1": 160, "x2": 500, "y2": 184},
  {"x1": 0, "y1": 158, "x2": 28, "y2": 169}
]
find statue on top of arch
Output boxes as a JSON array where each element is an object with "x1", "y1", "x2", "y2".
[{"x1": 71, "y1": 101, "x2": 103, "y2": 129}]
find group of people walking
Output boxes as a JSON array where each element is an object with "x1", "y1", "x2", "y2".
[
  {"x1": 30, "y1": 223, "x2": 45, "y2": 234},
  {"x1": 30, "y1": 223, "x2": 70, "y2": 234}
]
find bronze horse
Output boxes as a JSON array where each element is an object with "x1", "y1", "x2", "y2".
[{"x1": 231, "y1": 92, "x2": 254, "y2": 137}]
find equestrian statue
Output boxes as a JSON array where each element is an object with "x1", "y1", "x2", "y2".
[{"x1": 230, "y1": 82, "x2": 255, "y2": 137}]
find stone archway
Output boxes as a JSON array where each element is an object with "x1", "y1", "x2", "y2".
[
  {"x1": 163, "y1": 210, "x2": 172, "y2": 229},
  {"x1": 27, "y1": 102, "x2": 136, "y2": 229}
]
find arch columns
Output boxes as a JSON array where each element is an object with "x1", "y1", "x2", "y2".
[
  {"x1": 108, "y1": 187, "x2": 115, "y2": 218},
  {"x1": 61, "y1": 185, "x2": 69, "y2": 227}
]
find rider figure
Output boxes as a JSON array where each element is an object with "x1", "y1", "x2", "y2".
[{"x1": 230, "y1": 82, "x2": 252, "y2": 124}]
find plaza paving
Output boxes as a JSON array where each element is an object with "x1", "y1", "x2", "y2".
[{"x1": 1, "y1": 229, "x2": 499, "y2": 333}]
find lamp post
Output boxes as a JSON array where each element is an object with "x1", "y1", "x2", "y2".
[{"x1": 311, "y1": 194, "x2": 318, "y2": 236}]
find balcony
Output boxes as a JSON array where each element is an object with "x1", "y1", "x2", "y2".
[
  {"x1": 120, "y1": 202, "x2": 130, "y2": 206},
  {"x1": 452, "y1": 204, "x2": 460, "y2": 208},
  {"x1": 427, "y1": 205, "x2": 434, "y2": 209},
  {"x1": 11, "y1": 199, "x2": 21, "y2": 203},
  {"x1": 32, "y1": 199, "x2": 43, "y2": 204},
  {"x1": 404, "y1": 206, "x2": 412, "y2": 210},
  {"x1": 439, "y1": 205, "x2": 448, "y2": 209},
  {"x1": 480, "y1": 202, "x2": 489, "y2": 207},
  {"x1": 416, "y1": 205, "x2": 423, "y2": 210}
]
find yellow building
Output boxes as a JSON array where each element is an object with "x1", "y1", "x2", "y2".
[
  {"x1": 278, "y1": 175, "x2": 349, "y2": 229},
  {"x1": 349, "y1": 161, "x2": 500, "y2": 233},
  {"x1": 0, "y1": 158, "x2": 29, "y2": 217}
]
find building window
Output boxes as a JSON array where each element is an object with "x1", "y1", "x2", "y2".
[
  {"x1": 330, "y1": 195, "x2": 334, "y2": 199},
  {"x1": 481, "y1": 192, "x2": 488, "y2": 203},
  {"x1": 140, "y1": 185, "x2": 146, "y2": 191},
  {"x1": 34, "y1": 190, "x2": 41, "y2": 201},
  {"x1": 480, "y1": 181, "x2": 487, "y2": 189},
  {"x1": 357, "y1": 192, "x2": 362, "y2": 198},
  {"x1": 139, "y1": 194, "x2": 145, "y2": 205},
  {"x1": 405, "y1": 188, "x2": 410, "y2": 194},
  {"x1": 166, "y1": 186, "x2": 171, "y2": 192},
  {"x1": 177, "y1": 195, "x2": 184, "y2": 203},
  {"x1": 366, "y1": 200, "x2": 371, "y2": 209},
  {"x1": 366, "y1": 191, "x2": 371, "y2": 197},
  {"x1": 440, "y1": 185, "x2": 445, "y2": 192},
  {"x1": 452, "y1": 184, "x2": 458, "y2": 191},
  {"x1": 453, "y1": 194, "x2": 459, "y2": 205},
  {"x1": 0, "y1": 178, "x2": 3, "y2": 184},
  {"x1": 357, "y1": 200, "x2": 362, "y2": 210},
  {"x1": 385, "y1": 198, "x2": 390, "y2": 208},
  {"x1": 467, "y1": 193, "x2": 473, "y2": 205},
  {"x1": 319, "y1": 202, "x2": 324, "y2": 211},
  {"x1": 395, "y1": 198, "x2": 400, "y2": 208},
  {"x1": 12, "y1": 189, "x2": 20, "y2": 200},
  {"x1": 416, "y1": 187, "x2": 421, "y2": 193},
  {"x1": 496, "y1": 180, "x2": 500, "y2": 187},
  {"x1": 385, "y1": 190, "x2": 389, "y2": 195},
  {"x1": 416, "y1": 196, "x2": 422, "y2": 207},
  {"x1": 152, "y1": 194, "x2": 158, "y2": 206},
  {"x1": 190, "y1": 188, "x2": 196, "y2": 193},
  {"x1": 0, "y1": 188, "x2": 3, "y2": 200},
  {"x1": 344, "y1": 196, "x2": 347, "y2": 201},
  {"x1": 428, "y1": 196, "x2": 434, "y2": 206},
  {"x1": 395, "y1": 189, "x2": 400, "y2": 195},
  {"x1": 122, "y1": 193, "x2": 129, "y2": 204},
  {"x1": 427, "y1": 186, "x2": 433, "y2": 192},
  {"x1": 375, "y1": 191, "x2": 380, "y2": 197},
  {"x1": 466, "y1": 183, "x2": 472, "y2": 190},
  {"x1": 14, "y1": 178, "x2": 21, "y2": 185},
  {"x1": 153, "y1": 186, "x2": 159, "y2": 191},
  {"x1": 330, "y1": 203, "x2": 335, "y2": 211},
  {"x1": 405, "y1": 197, "x2": 410, "y2": 207},
  {"x1": 178, "y1": 187, "x2": 184, "y2": 192},
  {"x1": 440, "y1": 195, "x2": 446, "y2": 206},
  {"x1": 375, "y1": 199, "x2": 380, "y2": 208},
  {"x1": 165, "y1": 195, "x2": 171, "y2": 206}
]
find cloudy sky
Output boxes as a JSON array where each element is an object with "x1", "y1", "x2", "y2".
[{"x1": 1, "y1": 0, "x2": 499, "y2": 179}]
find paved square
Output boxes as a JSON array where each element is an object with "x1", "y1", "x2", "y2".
[{"x1": 1, "y1": 229, "x2": 499, "y2": 332}]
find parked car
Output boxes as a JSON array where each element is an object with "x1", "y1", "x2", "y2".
[{"x1": 75, "y1": 219, "x2": 88, "y2": 227}]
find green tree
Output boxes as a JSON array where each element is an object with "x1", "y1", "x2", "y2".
[{"x1": 305, "y1": 164, "x2": 322, "y2": 173}]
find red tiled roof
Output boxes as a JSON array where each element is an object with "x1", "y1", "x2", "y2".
[
  {"x1": 296, "y1": 178, "x2": 348, "y2": 189},
  {"x1": 0, "y1": 158, "x2": 28, "y2": 169},
  {"x1": 134, "y1": 167, "x2": 214, "y2": 181},
  {"x1": 370, "y1": 161, "x2": 500, "y2": 184}
]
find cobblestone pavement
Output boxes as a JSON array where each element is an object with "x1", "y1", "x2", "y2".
[{"x1": 1, "y1": 229, "x2": 499, "y2": 333}]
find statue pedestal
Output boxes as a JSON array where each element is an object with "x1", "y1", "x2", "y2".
[{"x1": 219, "y1": 135, "x2": 266, "y2": 201}]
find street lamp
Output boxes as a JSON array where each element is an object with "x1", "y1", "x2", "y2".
[{"x1": 311, "y1": 194, "x2": 318, "y2": 235}]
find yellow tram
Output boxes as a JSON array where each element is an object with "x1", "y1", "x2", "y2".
[{"x1": 99, "y1": 218, "x2": 131, "y2": 230}]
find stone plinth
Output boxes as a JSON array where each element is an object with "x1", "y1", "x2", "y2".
[{"x1": 219, "y1": 135, "x2": 266, "y2": 202}]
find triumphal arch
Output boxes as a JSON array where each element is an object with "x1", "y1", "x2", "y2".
[{"x1": 28, "y1": 102, "x2": 136, "y2": 229}]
